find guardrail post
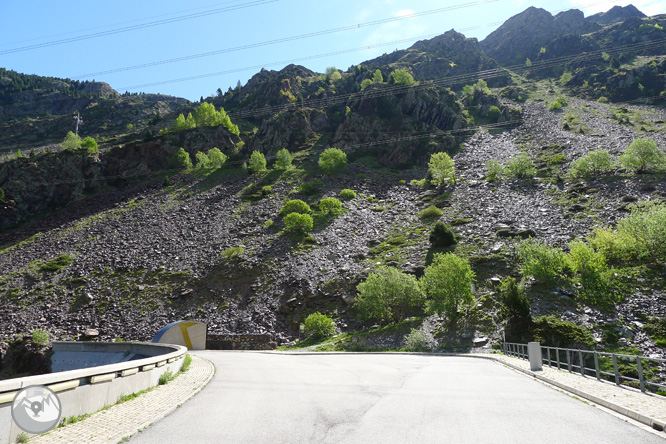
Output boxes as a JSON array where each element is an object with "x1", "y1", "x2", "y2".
[
  {"x1": 579, "y1": 350, "x2": 585, "y2": 376},
  {"x1": 528, "y1": 342, "x2": 542, "y2": 371},
  {"x1": 567, "y1": 350, "x2": 572, "y2": 372},
  {"x1": 594, "y1": 352, "x2": 600, "y2": 381},
  {"x1": 636, "y1": 357, "x2": 645, "y2": 393},
  {"x1": 556, "y1": 348, "x2": 561, "y2": 370},
  {"x1": 612, "y1": 354, "x2": 620, "y2": 386}
]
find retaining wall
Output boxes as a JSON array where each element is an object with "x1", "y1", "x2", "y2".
[
  {"x1": 207, "y1": 333, "x2": 276, "y2": 350},
  {"x1": 0, "y1": 341, "x2": 186, "y2": 444}
]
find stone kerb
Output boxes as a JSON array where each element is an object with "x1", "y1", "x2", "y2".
[{"x1": 0, "y1": 341, "x2": 187, "y2": 444}]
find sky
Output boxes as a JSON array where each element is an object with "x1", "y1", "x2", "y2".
[{"x1": 1, "y1": 0, "x2": 663, "y2": 101}]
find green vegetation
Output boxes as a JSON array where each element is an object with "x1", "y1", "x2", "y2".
[
  {"x1": 173, "y1": 147, "x2": 192, "y2": 169},
  {"x1": 567, "y1": 149, "x2": 613, "y2": 180},
  {"x1": 275, "y1": 148, "x2": 293, "y2": 169},
  {"x1": 280, "y1": 199, "x2": 311, "y2": 216},
  {"x1": 404, "y1": 327, "x2": 436, "y2": 351},
  {"x1": 549, "y1": 97, "x2": 567, "y2": 111},
  {"x1": 488, "y1": 106, "x2": 502, "y2": 122},
  {"x1": 61, "y1": 131, "x2": 81, "y2": 151},
  {"x1": 0, "y1": 187, "x2": 4, "y2": 203},
  {"x1": 195, "y1": 147, "x2": 227, "y2": 169},
  {"x1": 500, "y1": 277, "x2": 532, "y2": 342},
  {"x1": 248, "y1": 151, "x2": 267, "y2": 174},
  {"x1": 31, "y1": 329, "x2": 50, "y2": 346},
  {"x1": 221, "y1": 246, "x2": 244, "y2": 261},
  {"x1": 355, "y1": 266, "x2": 424, "y2": 323},
  {"x1": 506, "y1": 153, "x2": 537, "y2": 179},
  {"x1": 340, "y1": 189, "x2": 356, "y2": 200},
  {"x1": 619, "y1": 138, "x2": 665, "y2": 174},
  {"x1": 389, "y1": 68, "x2": 414, "y2": 85},
  {"x1": 195, "y1": 151, "x2": 210, "y2": 168},
  {"x1": 418, "y1": 205, "x2": 443, "y2": 220},
  {"x1": 532, "y1": 316, "x2": 594, "y2": 348},
  {"x1": 419, "y1": 253, "x2": 475, "y2": 318},
  {"x1": 40, "y1": 254, "x2": 74, "y2": 272},
  {"x1": 284, "y1": 213, "x2": 314, "y2": 233},
  {"x1": 485, "y1": 159, "x2": 506, "y2": 181},
  {"x1": 171, "y1": 102, "x2": 239, "y2": 135},
  {"x1": 81, "y1": 136, "x2": 98, "y2": 154},
  {"x1": 429, "y1": 221, "x2": 457, "y2": 248},
  {"x1": 516, "y1": 239, "x2": 567, "y2": 284},
  {"x1": 181, "y1": 354, "x2": 192, "y2": 372},
  {"x1": 297, "y1": 179, "x2": 323, "y2": 195},
  {"x1": 319, "y1": 197, "x2": 342, "y2": 215},
  {"x1": 428, "y1": 152, "x2": 456, "y2": 186},
  {"x1": 319, "y1": 148, "x2": 347, "y2": 173},
  {"x1": 158, "y1": 370, "x2": 176, "y2": 385},
  {"x1": 303, "y1": 312, "x2": 335, "y2": 339}
]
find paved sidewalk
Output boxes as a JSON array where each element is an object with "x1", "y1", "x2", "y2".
[
  {"x1": 29, "y1": 355, "x2": 214, "y2": 444},
  {"x1": 482, "y1": 352, "x2": 666, "y2": 433}
]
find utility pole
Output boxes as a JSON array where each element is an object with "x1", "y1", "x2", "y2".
[{"x1": 73, "y1": 112, "x2": 84, "y2": 136}]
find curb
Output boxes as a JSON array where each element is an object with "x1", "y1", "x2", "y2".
[
  {"x1": 115, "y1": 355, "x2": 216, "y2": 443},
  {"x1": 484, "y1": 355, "x2": 666, "y2": 434}
]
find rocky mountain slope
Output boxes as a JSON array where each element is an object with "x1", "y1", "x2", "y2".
[{"x1": 1, "y1": 4, "x2": 666, "y2": 371}]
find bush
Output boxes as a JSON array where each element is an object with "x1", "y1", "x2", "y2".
[
  {"x1": 319, "y1": 197, "x2": 342, "y2": 214},
  {"x1": 485, "y1": 159, "x2": 506, "y2": 181},
  {"x1": 195, "y1": 151, "x2": 210, "y2": 168},
  {"x1": 276, "y1": 148, "x2": 293, "y2": 169},
  {"x1": 261, "y1": 185, "x2": 272, "y2": 195},
  {"x1": 428, "y1": 152, "x2": 456, "y2": 186},
  {"x1": 549, "y1": 101, "x2": 562, "y2": 111},
  {"x1": 339, "y1": 189, "x2": 356, "y2": 200},
  {"x1": 248, "y1": 150, "x2": 267, "y2": 173},
  {"x1": 174, "y1": 147, "x2": 192, "y2": 169},
  {"x1": 404, "y1": 327, "x2": 436, "y2": 351},
  {"x1": 390, "y1": 68, "x2": 414, "y2": 85},
  {"x1": 221, "y1": 246, "x2": 244, "y2": 261},
  {"x1": 487, "y1": 106, "x2": 502, "y2": 122},
  {"x1": 280, "y1": 199, "x2": 311, "y2": 216},
  {"x1": 208, "y1": 147, "x2": 227, "y2": 168},
  {"x1": 303, "y1": 312, "x2": 335, "y2": 339},
  {"x1": 429, "y1": 222, "x2": 457, "y2": 248},
  {"x1": 61, "y1": 131, "x2": 82, "y2": 151},
  {"x1": 597, "y1": 97, "x2": 609, "y2": 103},
  {"x1": 319, "y1": 148, "x2": 347, "y2": 173},
  {"x1": 531, "y1": 316, "x2": 594, "y2": 348},
  {"x1": 567, "y1": 149, "x2": 613, "y2": 179},
  {"x1": 298, "y1": 179, "x2": 323, "y2": 195},
  {"x1": 500, "y1": 277, "x2": 532, "y2": 343},
  {"x1": 355, "y1": 266, "x2": 425, "y2": 323},
  {"x1": 284, "y1": 213, "x2": 313, "y2": 233},
  {"x1": 418, "y1": 205, "x2": 443, "y2": 219},
  {"x1": 516, "y1": 239, "x2": 567, "y2": 283},
  {"x1": 81, "y1": 136, "x2": 98, "y2": 154},
  {"x1": 566, "y1": 239, "x2": 615, "y2": 305},
  {"x1": 31, "y1": 329, "x2": 50, "y2": 347},
  {"x1": 181, "y1": 354, "x2": 192, "y2": 372},
  {"x1": 505, "y1": 153, "x2": 536, "y2": 179},
  {"x1": 419, "y1": 253, "x2": 475, "y2": 318},
  {"x1": 159, "y1": 370, "x2": 176, "y2": 385},
  {"x1": 619, "y1": 138, "x2": 665, "y2": 174},
  {"x1": 645, "y1": 317, "x2": 666, "y2": 343}
]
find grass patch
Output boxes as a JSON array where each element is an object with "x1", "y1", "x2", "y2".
[
  {"x1": 418, "y1": 205, "x2": 443, "y2": 220},
  {"x1": 40, "y1": 254, "x2": 74, "y2": 272}
]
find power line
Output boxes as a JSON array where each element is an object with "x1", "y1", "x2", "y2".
[
  {"x1": 70, "y1": 0, "x2": 498, "y2": 80},
  {"x1": 0, "y1": 0, "x2": 279, "y2": 56}
]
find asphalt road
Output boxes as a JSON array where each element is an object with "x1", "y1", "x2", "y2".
[{"x1": 129, "y1": 352, "x2": 664, "y2": 444}]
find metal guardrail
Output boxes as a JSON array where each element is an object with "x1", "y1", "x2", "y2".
[{"x1": 503, "y1": 342, "x2": 666, "y2": 395}]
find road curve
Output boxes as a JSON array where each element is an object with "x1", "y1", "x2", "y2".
[{"x1": 128, "y1": 352, "x2": 664, "y2": 444}]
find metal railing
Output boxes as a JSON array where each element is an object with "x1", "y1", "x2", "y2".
[{"x1": 503, "y1": 342, "x2": 666, "y2": 395}]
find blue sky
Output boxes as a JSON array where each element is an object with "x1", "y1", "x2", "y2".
[{"x1": 1, "y1": 0, "x2": 663, "y2": 101}]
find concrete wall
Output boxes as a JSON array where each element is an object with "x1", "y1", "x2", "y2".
[
  {"x1": 207, "y1": 333, "x2": 276, "y2": 350},
  {"x1": 0, "y1": 341, "x2": 186, "y2": 444}
]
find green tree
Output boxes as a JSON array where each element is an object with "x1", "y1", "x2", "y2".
[
  {"x1": 506, "y1": 153, "x2": 536, "y2": 179},
  {"x1": 61, "y1": 131, "x2": 82, "y2": 151},
  {"x1": 567, "y1": 149, "x2": 613, "y2": 179},
  {"x1": 360, "y1": 79, "x2": 373, "y2": 90},
  {"x1": 195, "y1": 151, "x2": 210, "y2": 168},
  {"x1": 525, "y1": 58, "x2": 532, "y2": 67},
  {"x1": 485, "y1": 159, "x2": 506, "y2": 181},
  {"x1": 428, "y1": 152, "x2": 456, "y2": 186},
  {"x1": 516, "y1": 239, "x2": 567, "y2": 283},
  {"x1": 207, "y1": 147, "x2": 227, "y2": 168},
  {"x1": 429, "y1": 221, "x2": 457, "y2": 248},
  {"x1": 275, "y1": 148, "x2": 293, "y2": 169},
  {"x1": 318, "y1": 148, "x2": 347, "y2": 173},
  {"x1": 194, "y1": 102, "x2": 221, "y2": 127},
  {"x1": 174, "y1": 147, "x2": 192, "y2": 169},
  {"x1": 372, "y1": 69, "x2": 384, "y2": 83},
  {"x1": 500, "y1": 277, "x2": 532, "y2": 343},
  {"x1": 325, "y1": 67, "x2": 341, "y2": 82},
  {"x1": 619, "y1": 138, "x2": 665, "y2": 174},
  {"x1": 248, "y1": 150, "x2": 267, "y2": 173},
  {"x1": 185, "y1": 112, "x2": 196, "y2": 129},
  {"x1": 355, "y1": 266, "x2": 425, "y2": 323},
  {"x1": 172, "y1": 113, "x2": 189, "y2": 132},
  {"x1": 390, "y1": 68, "x2": 414, "y2": 85},
  {"x1": 81, "y1": 136, "x2": 98, "y2": 154},
  {"x1": 303, "y1": 312, "x2": 335, "y2": 339},
  {"x1": 419, "y1": 253, "x2": 475, "y2": 318},
  {"x1": 487, "y1": 106, "x2": 501, "y2": 122},
  {"x1": 284, "y1": 212, "x2": 314, "y2": 233},
  {"x1": 319, "y1": 197, "x2": 342, "y2": 215}
]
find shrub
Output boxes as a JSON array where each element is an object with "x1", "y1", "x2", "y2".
[
  {"x1": 221, "y1": 246, "x2": 244, "y2": 261},
  {"x1": 619, "y1": 138, "x2": 665, "y2": 174},
  {"x1": 612, "y1": 202, "x2": 666, "y2": 262},
  {"x1": 319, "y1": 197, "x2": 342, "y2": 214},
  {"x1": 404, "y1": 327, "x2": 436, "y2": 351},
  {"x1": 567, "y1": 149, "x2": 613, "y2": 179},
  {"x1": 487, "y1": 106, "x2": 501, "y2": 122},
  {"x1": 248, "y1": 150, "x2": 267, "y2": 173},
  {"x1": 505, "y1": 153, "x2": 536, "y2": 179},
  {"x1": 485, "y1": 159, "x2": 506, "y2": 181},
  {"x1": 645, "y1": 317, "x2": 666, "y2": 343},
  {"x1": 0, "y1": 187, "x2": 4, "y2": 203},
  {"x1": 516, "y1": 239, "x2": 567, "y2": 283},
  {"x1": 531, "y1": 316, "x2": 595, "y2": 348},
  {"x1": 418, "y1": 205, "x2": 443, "y2": 219},
  {"x1": 303, "y1": 312, "x2": 335, "y2": 339},
  {"x1": 597, "y1": 97, "x2": 609, "y2": 103},
  {"x1": 81, "y1": 136, "x2": 98, "y2": 154},
  {"x1": 360, "y1": 78, "x2": 373, "y2": 90},
  {"x1": 263, "y1": 219, "x2": 274, "y2": 229},
  {"x1": 61, "y1": 131, "x2": 82, "y2": 151},
  {"x1": 419, "y1": 253, "x2": 475, "y2": 318},
  {"x1": 355, "y1": 266, "x2": 425, "y2": 323},
  {"x1": 390, "y1": 68, "x2": 414, "y2": 85},
  {"x1": 276, "y1": 148, "x2": 293, "y2": 169},
  {"x1": 41, "y1": 254, "x2": 74, "y2": 272},
  {"x1": 261, "y1": 185, "x2": 272, "y2": 195},
  {"x1": 340, "y1": 189, "x2": 356, "y2": 200},
  {"x1": 429, "y1": 222, "x2": 457, "y2": 248},
  {"x1": 195, "y1": 151, "x2": 210, "y2": 168},
  {"x1": 549, "y1": 101, "x2": 562, "y2": 111},
  {"x1": 159, "y1": 370, "x2": 176, "y2": 385},
  {"x1": 319, "y1": 148, "x2": 347, "y2": 173},
  {"x1": 31, "y1": 329, "x2": 50, "y2": 347},
  {"x1": 284, "y1": 212, "x2": 313, "y2": 233},
  {"x1": 428, "y1": 152, "x2": 456, "y2": 186},
  {"x1": 298, "y1": 179, "x2": 323, "y2": 195},
  {"x1": 566, "y1": 239, "x2": 615, "y2": 305},
  {"x1": 174, "y1": 147, "x2": 192, "y2": 169},
  {"x1": 207, "y1": 147, "x2": 227, "y2": 168},
  {"x1": 500, "y1": 277, "x2": 532, "y2": 343},
  {"x1": 280, "y1": 199, "x2": 311, "y2": 216},
  {"x1": 181, "y1": 354, "x2": 192, "y2": 372}
]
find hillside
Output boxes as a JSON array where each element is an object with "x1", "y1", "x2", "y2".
[{"x1": 1, "y1": 4, "x2": 666, "y2": 381}]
